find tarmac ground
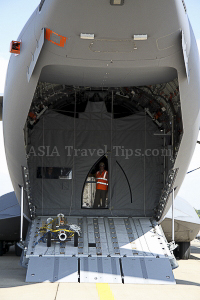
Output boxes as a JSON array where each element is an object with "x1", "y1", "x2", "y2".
[{"x1": 0, "y1": 240, "x2": 199, "y2": 300}]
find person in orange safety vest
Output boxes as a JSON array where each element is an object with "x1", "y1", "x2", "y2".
[{"x1": 93, "y1": 162, "x2": 108, "y2": 208}]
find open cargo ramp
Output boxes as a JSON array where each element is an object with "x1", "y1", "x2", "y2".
[{"x1": 25, "y1": 217, "x2": 176, "y2": 284}]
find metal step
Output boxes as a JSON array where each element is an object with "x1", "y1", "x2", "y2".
[{"x1": 25, "y1": 216, "x2": 176, "y2": 284}]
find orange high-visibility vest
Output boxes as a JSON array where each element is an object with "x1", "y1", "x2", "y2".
[{"x1": 96, "y1": 170, "x2": 108, "y2": 190}]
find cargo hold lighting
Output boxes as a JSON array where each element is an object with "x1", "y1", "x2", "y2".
[
  {"x1": 110, "y1": 0, "x2": 124, "y2": 5},
  {"x1": 133, "y1": 35, "x2": 148, "y2": 41},
  {"x1": 10, "y1": 41, "x2": 21, "y2": 54},
  {"x1": 80, "y1": 33, "x2": 95, "y2": 40}
]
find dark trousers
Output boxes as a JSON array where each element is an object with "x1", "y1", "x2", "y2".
[{"x1": 93, "y1": 189, "x2": 107, "y2": 208}]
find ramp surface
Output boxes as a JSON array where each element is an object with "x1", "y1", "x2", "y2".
[{"x1": 25, "y1": 217, "x2": 176, "y2": 284}]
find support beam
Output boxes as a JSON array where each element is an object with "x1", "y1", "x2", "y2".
[
  {"x1": 0, "y1": 96, "x2": 3, "y2": 121},
  {"x1": 172, "y1": 188, "x2": 175, "y2": 242},
  {"x1": 20, "y1": 186, "x2": 24, "y2": 242}
]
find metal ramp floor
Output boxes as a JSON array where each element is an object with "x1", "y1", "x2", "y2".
[{"x1": 25, "y1": 217, "x2": 176, "y2": 284}]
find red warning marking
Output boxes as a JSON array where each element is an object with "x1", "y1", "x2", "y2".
[{"x1": 45, "y1": 28, "x2": 67, "y2": 47}]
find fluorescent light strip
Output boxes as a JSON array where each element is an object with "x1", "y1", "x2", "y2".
[
  {"x1": 80, "y1": 33, "x2": 95, "y2": 40},
  {"x1": 134, "y1": 34, "x2": 148, "y2": 41},
  {"x1": 110, "y1": 0, "x2": 124, "y2": 5}
]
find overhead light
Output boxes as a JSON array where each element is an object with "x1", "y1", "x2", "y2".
[
  {"x1": 133, "y1": 34, "x2": 148, "y2": 41},
  {"x1": 110, "y1": 0, "x2": 124, "y2": 5},
  {"x1": 80, "y1": 33, "x2": 94, "y2": 40},
  {"x1": 10, "y1": 40, "x2": 21, "y2": 55}
]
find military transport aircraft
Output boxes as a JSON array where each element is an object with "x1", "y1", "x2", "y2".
[{"x1": 0, "y1": 0, "x2": 200, "y2": 283}]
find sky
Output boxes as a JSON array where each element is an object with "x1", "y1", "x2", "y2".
[{"x1": 0, "y1": 0, "x2": 200, "y2": 209}]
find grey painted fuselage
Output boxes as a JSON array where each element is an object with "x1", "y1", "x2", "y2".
[
  {"x1": 161, "y1": 197, "x2": 200, "y2": 242},
  {"x1": 3, "y1": 0, "x2": 200, "y2": 220}
]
